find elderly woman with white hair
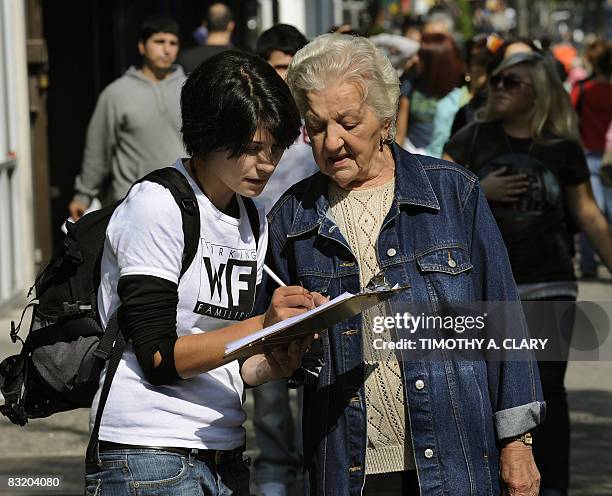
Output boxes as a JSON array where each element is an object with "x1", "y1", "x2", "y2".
[{"x1": 255, "y1": 34, "x2": 544, "y2": 496}]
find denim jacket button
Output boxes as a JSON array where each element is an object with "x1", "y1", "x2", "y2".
[
  {"x1": 415, "y1": 379, "x2": 425, "y2": 390},
  {"x1": 424, "y1": 448, "x2": 434, "y2": 459},
  {"x1": 448, "y1": 258, "x2": 457, "y2": 268},
  {"x1": 387, "y1": 248, "x2": 397, "y2": 257}
]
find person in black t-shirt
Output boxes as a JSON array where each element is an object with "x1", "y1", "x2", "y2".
[
  {"x1": 445, "y1": 119, "x2": 588, "y2": 285},
  {"x1": 445, "y1": 52, "x2": 612, "y2": 496}
]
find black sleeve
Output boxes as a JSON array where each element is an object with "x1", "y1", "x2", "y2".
[
  {"x1": 559, "y1": 139, "x2": 590, "y2": 186},
  {"x1": 117, "y1": 275, "x2": 181, "y2": 386},
  {"x1": 443, "y1": 123, "x2": 474, "y2": 166}
]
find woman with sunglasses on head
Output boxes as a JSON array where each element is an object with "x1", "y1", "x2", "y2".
[{"x1": 444, "y1": 52, "x2": 612, "y2": 496}]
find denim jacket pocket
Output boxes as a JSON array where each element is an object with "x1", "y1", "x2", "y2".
[
  {"x1": 416, "y1": 246, "x2": 473, "y2": 275},
  {"x1": 416, "y1": 246, "x2": 474, "y2": 307},
  {"x1": 296, "y1": 271, "x2": 332, "y2": 295}
]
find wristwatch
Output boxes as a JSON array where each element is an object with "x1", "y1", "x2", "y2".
[{"x1": 504, "y1": 432, "x2": 533, "y2": 447}]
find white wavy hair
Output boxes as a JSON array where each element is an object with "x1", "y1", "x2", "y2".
[{"x1": 286, "y1": 33, "x2": 401, "y2": 139}]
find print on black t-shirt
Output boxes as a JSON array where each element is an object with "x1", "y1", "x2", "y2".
[
  {"x1": 194, "y1": 239, "x2": 257, "y2": 320},
  {"x1": 479, "y1": 153, "x2": 564, "y2": 239},
  {"x1": 444, "y1": 121, "x2": 590, "y2": 284}
]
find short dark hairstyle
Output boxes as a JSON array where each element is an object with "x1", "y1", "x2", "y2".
[
  {"x1": 181, "y1": 50, "x2": 301, "y2": 160},
  {"x1": 256, "y1": 24, "x2": 308, "y2": 61},
  {"x1": 139, "y1": 15, "x2": 179, "y2": 43},
  {"x1": 207, "y1": 2, "x2": 233, "y2": 33}
]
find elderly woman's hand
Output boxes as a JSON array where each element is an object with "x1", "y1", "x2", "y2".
[
  {"x1": 499, "y1": 441, "x2": 540, "y2": 495},
  {"x1": 241, "y1": 334, "x2": 319, "y2": 385},
  {"x1": 263, "y1": 334, "x2": 318, "y2": 380},
  {"x1": 480, "y1": 167, "x2": 530, "y2": 202},
  {"x1": 259, "y1": 292, "x2": 327, "y2": 382}
]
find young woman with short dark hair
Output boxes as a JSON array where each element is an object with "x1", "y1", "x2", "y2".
[{"x1": 85, "y1": 50, "x2": 323, "y2": 496}]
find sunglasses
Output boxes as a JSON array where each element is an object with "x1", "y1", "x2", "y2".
[{"x1": 489, "y1": 74, "x2": 533, "y2": 91}]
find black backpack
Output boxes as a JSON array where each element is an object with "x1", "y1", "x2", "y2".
[{"x1": 0, "y1": 165, "x2": 261, "y2": 463}]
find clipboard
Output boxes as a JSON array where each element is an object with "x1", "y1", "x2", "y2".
[{"x1": 224, "y1": 285, "x2": 407, "y2": 360}]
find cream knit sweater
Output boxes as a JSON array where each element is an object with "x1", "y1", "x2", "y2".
[{"x1": 328, "y1": 180, "x2": 415, "y2": 475}]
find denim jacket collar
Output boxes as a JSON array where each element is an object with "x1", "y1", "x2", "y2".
[{"x1": 287, "y1": 144, "x2": 440, "y2": 238}]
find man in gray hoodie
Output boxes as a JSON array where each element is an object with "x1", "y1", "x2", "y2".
[{"x1": 68, "y1": 16, "x2": 186, "y2": 219}]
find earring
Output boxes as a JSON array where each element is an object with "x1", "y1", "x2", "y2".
[{"x1": 380, "y1": 136, "x2": 393, "y2": 151}]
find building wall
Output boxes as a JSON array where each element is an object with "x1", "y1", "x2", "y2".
[
  {"x1": 277, "y1": 0, "x2": 342, "y2": 39},
  {"x1": 0, "y1": 0, "x2": 35, "y2": 309}
]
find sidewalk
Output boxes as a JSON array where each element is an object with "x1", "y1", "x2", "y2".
[
  {"x1": 1, "y1": 280, "x2": 611, "y2": 495},
  {"x1": 565, "y1": 277, "x2": 612, "y2": 495}
]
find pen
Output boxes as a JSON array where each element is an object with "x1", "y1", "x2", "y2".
[{"x1": 263, "y1": 264, "x2": 287, "y2": 287}]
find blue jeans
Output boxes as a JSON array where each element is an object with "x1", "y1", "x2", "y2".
[
  {"x1": 580, "y1": 151, "x2": 610, "y2": 274},
  {"x1": 84, "y1": 449, "x2": 250, "y2": 496}
]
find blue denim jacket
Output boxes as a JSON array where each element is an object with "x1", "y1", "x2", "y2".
[{"x1": 256, "y1": 145, "x2": 545, "y2": 496}]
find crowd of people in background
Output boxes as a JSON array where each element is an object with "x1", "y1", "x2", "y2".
[{"x1": 68, "y1": 3, "x2": 611, "y2": 496}]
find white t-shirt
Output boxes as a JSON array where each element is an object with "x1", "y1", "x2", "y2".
[{"x1": 90, "y1": 159, "x2": 267, "y2": 449}]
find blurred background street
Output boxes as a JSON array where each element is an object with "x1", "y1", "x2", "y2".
[{"x1": 0, "y1": 0, "x2": 611, "y2": 495}]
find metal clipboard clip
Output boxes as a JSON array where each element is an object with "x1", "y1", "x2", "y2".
[{"x1": 363, "y1": 271, "x2": 392, "y2": 293}]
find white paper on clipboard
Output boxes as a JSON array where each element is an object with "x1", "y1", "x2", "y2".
[{"x1": 224, "y1": 285, "x2": 406, "y2": 360}]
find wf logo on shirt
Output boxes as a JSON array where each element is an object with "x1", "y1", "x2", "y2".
[{"x1": 194, "y1": 241, "x2": 257, "y2": 321}]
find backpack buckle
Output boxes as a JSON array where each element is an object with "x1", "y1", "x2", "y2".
[
  {"x1": 62, "y1": 301, "x2": 92, "y2": 316},
  {"x1": 10, "y1": 321, "x2": 19, "y2": 343},
  {"x1": 181, "y1": 199, "x2": 197, "y2": 215}
]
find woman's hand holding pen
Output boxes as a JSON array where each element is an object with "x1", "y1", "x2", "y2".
[
  {"x1": 263, "y1": 286, "x2": 315, "y2": 327},
  {"x1": 261, "y1": 265, "x2": 329, "y2": 325}
]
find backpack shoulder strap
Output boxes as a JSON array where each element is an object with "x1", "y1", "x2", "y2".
[
  {"x1": 86, "y1": 313, "x2": 123, "y2": 464},
  {"x1": 138, "y1": 167, "x2": 200, "y2": 278},
  {"x1": 241, "y1": 196, "x2": 260, "y2": 248}
]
